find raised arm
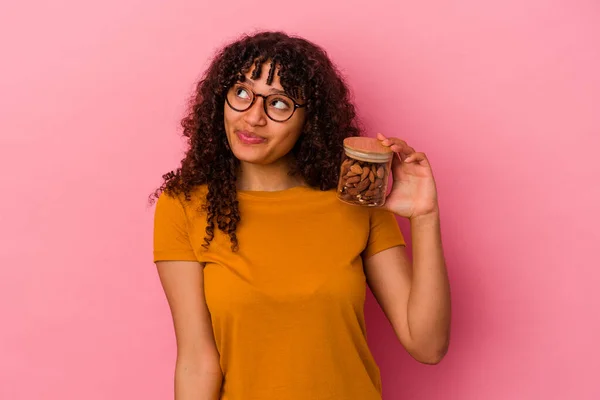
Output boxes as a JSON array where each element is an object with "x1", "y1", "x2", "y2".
[
  {"x1": 365, "y1": 134, "x2": 451, "y2": 364},
  {"x1": 364, "y1": 214, "x2": 450, "y2": 365}
]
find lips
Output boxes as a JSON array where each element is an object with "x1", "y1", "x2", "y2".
[{"x1": 236, "y1": 130, "x2": 266, "y2": 145}]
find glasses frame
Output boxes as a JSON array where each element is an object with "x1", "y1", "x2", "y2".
[{"x1": 225, "y1": 82, "x2": 307, "y2": 122}]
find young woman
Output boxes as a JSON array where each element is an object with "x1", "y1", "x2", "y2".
[{"x1": 152, "y1": 30, "x2": 451, "y2": 400}]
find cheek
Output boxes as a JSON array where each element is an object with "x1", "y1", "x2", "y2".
[
  {"x1": 273, "y1": 126, "x2": 304, "y2": 154},
  {"x1": 223, "y1": 105, "x2": 235, "y2": 128},
  {"x1": 223, "y1": 107, "x2": 244, "y2": 140},
  {"x1": 286, "y1": 118, "x2": 305, "y2": 144}
]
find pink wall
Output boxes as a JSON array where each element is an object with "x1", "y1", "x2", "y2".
[{"x1": 1, "y1": 1, "x2": 598, "y2": 399}]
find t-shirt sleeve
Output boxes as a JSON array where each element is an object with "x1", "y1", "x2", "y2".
[
  {"x1": 363, "y1": 208, "x2": 406, "y2": 258},
  {"x1": 153, "y1": 192, "x2": 198, "y2": 263}
]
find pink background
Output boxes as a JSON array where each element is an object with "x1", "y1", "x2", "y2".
[{"x1": 1, "y1": 0, "x2": 599, "y2": 399}]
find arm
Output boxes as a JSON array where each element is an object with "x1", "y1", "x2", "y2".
[
  {"x1": 364, "y1": 212, "x2": 451, "y2": 364},
  {"x1": 156, "y1": 260, "x2": 222, "y2": 399}
]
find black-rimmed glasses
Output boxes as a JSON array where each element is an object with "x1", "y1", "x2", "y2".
[{"x1": 225, "y1": 83, "x2": 306, "y2": 122}]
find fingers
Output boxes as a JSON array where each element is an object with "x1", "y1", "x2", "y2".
[
  {"x1": 391, "y1": 144, "x2": 415, "y2": 158},
  {"x1": 376, "y1": 133, "x2": 415, "y2": 161},
  {"x1": 404, "y1": 152, "x2": 429, "y2": 165}
]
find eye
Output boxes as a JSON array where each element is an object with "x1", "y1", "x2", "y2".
[
  {"x1": 269, "y1": 97, "x2": 292, "y2": 110},
  {"x1": 235, "y1": 86, "x2": 251, "y2": 100}
]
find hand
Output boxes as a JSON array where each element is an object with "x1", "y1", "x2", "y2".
[{"x1": 377, "y1": 133, "x2": 440, "y2": 220}]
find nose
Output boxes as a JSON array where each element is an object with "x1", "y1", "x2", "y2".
[{"x1": 243, "y1": 96, "x2": 268, "y2": 126}]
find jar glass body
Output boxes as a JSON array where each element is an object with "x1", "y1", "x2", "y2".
[{"x1": 336, "y1": 147, "x2": 392, "y2": 207}]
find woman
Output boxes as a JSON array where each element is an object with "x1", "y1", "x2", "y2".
[{"x1": 152, "y1": 30, "x2": 451, "y2": 400}]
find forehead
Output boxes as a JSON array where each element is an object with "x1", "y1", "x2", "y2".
[
  {"x1": 237, "y1": 59, "x2": 304, "y2": 100},
  {"x1": 242, "y1": 61, "x2": 282, "y2": 87}
]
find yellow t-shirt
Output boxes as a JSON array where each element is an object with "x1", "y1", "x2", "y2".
[{"x1": 153, "y1": 185, "x2": 405, "y2": 400}]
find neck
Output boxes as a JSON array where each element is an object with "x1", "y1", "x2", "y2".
[{"x1": 237, "y1": 156, "x2": 304, "y2": 192}]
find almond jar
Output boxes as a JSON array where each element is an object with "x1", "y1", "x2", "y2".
[{"x1": 337, "y1": 137, "x2": 393, "y2": 207}]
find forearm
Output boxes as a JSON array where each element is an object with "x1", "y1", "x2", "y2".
[
  {"x1": 175, "y1": 359, "x2": 223, "y2": 400},
  {"x1": 407, "y1": 211, "x2": 451, "y2": 362}
]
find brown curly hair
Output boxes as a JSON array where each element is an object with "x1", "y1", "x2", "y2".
[{"x1": 151, "y1": 30, "x2": 362, "y2": 251}]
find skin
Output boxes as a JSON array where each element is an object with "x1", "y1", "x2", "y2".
[
  {"x1": 223, "y1": 62, "x2": 307, "y2": 191},
  {"x1": 156, "y1": 61, "x2": 451, "y2": 399},
  {"x1": 156, "y1": 261, "x2": 222, "y2": 400},
  {"x1": 365, "y1": 132, "x2": 451, "y2": 364}
]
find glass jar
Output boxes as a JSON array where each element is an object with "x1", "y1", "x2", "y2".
[{"x1": 337, "y1": 137, "x2": 393, "y2": 207}]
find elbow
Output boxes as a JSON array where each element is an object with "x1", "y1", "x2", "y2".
[
  {"x1": 416, "y1": 347, "x2": 448, "y2": 365},
  {"x1": 176, "y1": 350, "x2": 222, "y2": 376},
  {"x1": 408, "y1": 338, "x2": 450, "y2": 365}
]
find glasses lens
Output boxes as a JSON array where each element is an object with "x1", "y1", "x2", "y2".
[
  {"x1": 227, "y1": 84, "x2": 254, "y2": 111},
  {"x1": 264, "y1": 94, "x2": 294, "y2": 121},
  {"x1": 227, "y1": 84, "x2": 295, "y2": 122}
]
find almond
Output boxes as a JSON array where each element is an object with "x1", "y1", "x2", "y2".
[
  {"x1": 360, "y1": 168, "x2": 370, "y2": 181},
  {"x1": 347, "y1": 187, "x2": 361, "y2": 195},
  {"x1": 346, "y1": 176, "x2": 361, "y2": 185},
  {"x1": 356, "y1": 179, "x2": 370, "y2": 191},
  {"x1": 350, "y1": 164, "x2": 363, "y2": 174},
  {"x1": 341, "y1": 164, "x2": 350, "y2": 176}
]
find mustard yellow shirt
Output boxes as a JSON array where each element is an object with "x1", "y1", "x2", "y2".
[{"x1": 153, "y1": 185, "x2": 405, "y2": 400}]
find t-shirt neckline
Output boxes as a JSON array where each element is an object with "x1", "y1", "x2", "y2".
[{"x1": 237, "y1": 185, "x2": 315, "y2": 200}]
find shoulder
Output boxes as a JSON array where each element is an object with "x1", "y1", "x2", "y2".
[
  {"x1": 155, "y1": 185, "x2": 208, "y2": 217},
  {"x1": 300, "y1": 188, "x2": 380, "y2": 227}
]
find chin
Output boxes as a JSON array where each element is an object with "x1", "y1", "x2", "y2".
[{"x1": 230, "y1": 144, "x2": 273, "y2": 165}]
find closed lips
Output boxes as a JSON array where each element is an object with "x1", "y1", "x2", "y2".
[
  {"x1": 236, "y1": 130, "x2": 266, "y2": 143},
  {"x1": 237, "y1": 130, "x2": 262, "y2": 137}
]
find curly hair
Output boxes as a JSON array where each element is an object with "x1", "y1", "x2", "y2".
[{"x1": 151, "y1": 31, "x2": 362, "y2": 251}]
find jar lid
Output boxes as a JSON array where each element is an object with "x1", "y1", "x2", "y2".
[{"x1": 343, "y1": 137, "x2": 393, "y2": 162}]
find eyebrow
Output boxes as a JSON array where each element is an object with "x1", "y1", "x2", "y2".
[{"x1": 243, "y1": 78, "x2": 287, "y2": 95}]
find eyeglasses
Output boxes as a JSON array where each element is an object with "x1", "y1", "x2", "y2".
[{"x1": 225, "y1": 83, "x2": 306, "y2": 122}]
